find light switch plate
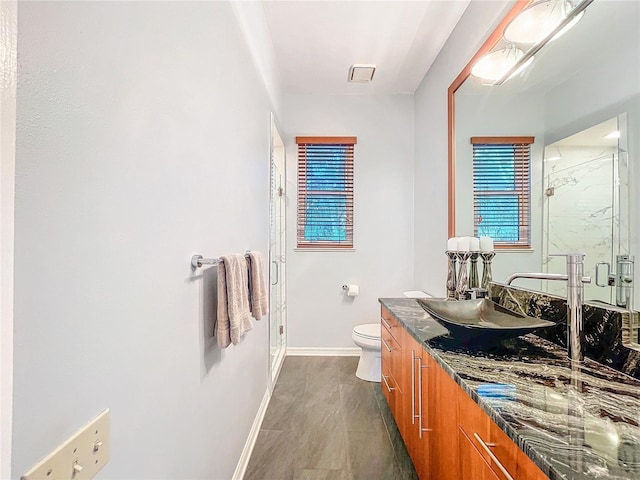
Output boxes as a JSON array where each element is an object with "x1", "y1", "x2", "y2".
[{"x1": 21, "y1": 409, "x2": 110, "y2": 480}]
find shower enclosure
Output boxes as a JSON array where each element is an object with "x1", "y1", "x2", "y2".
[
  {"x1": 269, "y1": 115, "x2": 286, "y2": 385},
  {"x1": 542, "y1": 114, "x2": 630, "y2": 305}
]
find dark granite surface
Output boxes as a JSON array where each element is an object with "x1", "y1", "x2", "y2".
[
  {"x1": 379, "y1": 297, "x2": 640, "y2": 480},
  {"x1": 490, "y1": 283, "x2": 640, "y2": 379}
]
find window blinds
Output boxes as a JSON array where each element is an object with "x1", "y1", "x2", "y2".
[
  {"x1": 296, "y1": 137, "x2": 356, "y2": 249},
  {"x1": 471, "y1": 136, "x2": 533, "y2": 248}
]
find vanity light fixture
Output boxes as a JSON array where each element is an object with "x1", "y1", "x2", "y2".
[
  {"x1": 504, "y1": 0, "x2": 584, "y2": 45},
  {"x1": 470, "y1": 44, "x2": 526, "y2": 83},
  {"x1": 491, "y1": 0, "x2": 594, "y2": 85}
]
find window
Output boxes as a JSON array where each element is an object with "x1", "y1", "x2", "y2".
[
  {"x1": 471, "y1": 136, "x2": 533, "y2": 248},
  {"x1": 296, "y1": 136, "x2": 356, "y2": 249}
]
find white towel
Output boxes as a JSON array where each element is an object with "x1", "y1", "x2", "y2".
[
  {"x1": 247, "y1": 251, "x2": 269, "y2": 321},
  {"x1": 216, "y1": 254, "x2": 252, "y2": 347}
]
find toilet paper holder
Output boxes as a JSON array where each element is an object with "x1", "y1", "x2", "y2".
[{"x1": 342, "y1": 284, "x2": 360, "y2": 297}]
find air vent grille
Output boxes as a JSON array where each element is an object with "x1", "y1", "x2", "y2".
[{"x1": 348, "y1": 64, "x2": 376, "y2": 83}]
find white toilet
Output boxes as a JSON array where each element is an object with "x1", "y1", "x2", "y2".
[
  {"x1": 352, "y1": 291, "x2": 431, "y2": 382},
  {"x1": 351, "y1": 323, "x2": 381, "y2": 382},
  {"x1": 352, "y1": 323, "x2": 382, "y2": 382}
]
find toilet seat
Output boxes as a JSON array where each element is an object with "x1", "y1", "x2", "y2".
[{"x1": 353, "y1": 323, "x2": 381, "y2": 340}]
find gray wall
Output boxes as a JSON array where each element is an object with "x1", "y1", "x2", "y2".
[
  {"x1": 13, "y1": 2, "x2": 271, "y2": 478},
  {"x1": 283, "y1": 93, "x2": 415, "y2": 348}
]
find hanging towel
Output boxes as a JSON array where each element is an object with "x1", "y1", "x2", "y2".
[
  {"x1": 217, "y1": 254, "x2": 252, "y2": 347},
  {"x1": 216, "y1": 260, "x2": 231, "y2": 349},
  {"x1": 247, "y1": 251, "x2": 269, "y2": 320}
]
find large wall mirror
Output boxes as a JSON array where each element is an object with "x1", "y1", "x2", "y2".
[{"x1": 448, "y1": 0, "x2": 639, "y2": 304}]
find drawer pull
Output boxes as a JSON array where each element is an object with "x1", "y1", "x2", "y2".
[
  {"x1": 473, "y1": 433, "x2": 514, "y2": 480},
  {"x1": 381, "y1": 316, "x2": 393, "y2": 330},
  {"x1": 381, "y1": 337, "x2": 393, "y2": 352},
  {"x1": 382, "y1": 374, "x2": 396, "y2": 392},
  {"x1": 417, "y1": 356, "x2": 432, "y2": 438},
  {"x1": 411, "y1": 350, "x2": 416, "y2": 425}
]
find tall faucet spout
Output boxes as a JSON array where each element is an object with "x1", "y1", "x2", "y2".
[
  {"x1": 504, "y1": 272, "x2": 568, "y2": 285},
  {"x1": 504, "y1": 254, "x2": 590, "y2": 363}
]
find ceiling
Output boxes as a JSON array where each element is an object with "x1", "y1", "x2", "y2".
[{"x1": 261, "y1": 1, "x2": 471, "y2": 95}]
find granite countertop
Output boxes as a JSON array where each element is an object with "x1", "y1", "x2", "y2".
[{"x1": 379, "y1": 298, "x2": 640, "y2": 480}]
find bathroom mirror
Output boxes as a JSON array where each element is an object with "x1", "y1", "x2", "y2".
[{"x1": 449, "y1": 0, "x2": 639, "y2": 302}]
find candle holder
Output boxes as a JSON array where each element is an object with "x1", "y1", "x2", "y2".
[
  {"x1": 456, "y1": 251, "x2": 471, "y2": 299},
  {"x1": 445, "y1": 251, "x2": 458, "y2": 300},
  {"x1": 469, "y1": 252, "x2": 480, "y2": 289},
  {"x1": 480, "y1": 251, "x2": 496, "y2": 290}
]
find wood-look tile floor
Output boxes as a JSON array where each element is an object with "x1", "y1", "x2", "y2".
[{"x1": 244, "y1": 356, "x2": 418, "y2": 480}]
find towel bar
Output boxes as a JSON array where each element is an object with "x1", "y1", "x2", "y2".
[
  {"x1": 191, "y1": 252, "x2": 252, "y2": 269},
  {"x1": 191, "y1": 255, "x2": 220, "y2": 269}
]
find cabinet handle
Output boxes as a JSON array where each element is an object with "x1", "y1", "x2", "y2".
[
  {"x1": 382, "y1": 374, "x2": 396, "y2": 393},
  {"x1": 417, "y1": 356, "x2": 432, "y2": 438},
  {"x1": 381, "y1": 317, "x2": 393, "y2": 330},
  {"x1": 473, "y1": 433, "x2": 514, "y2": 480},
  {"x1": 381, "y1": 337, "x2": 393, "y2": 352},
  {"x1": 411, "y1": 350, "x2": 416, "y2": 425}
]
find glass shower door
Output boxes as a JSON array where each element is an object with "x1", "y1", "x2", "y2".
[{"x1": 269, "y1": 118, "x2": 286, "y2": 384}]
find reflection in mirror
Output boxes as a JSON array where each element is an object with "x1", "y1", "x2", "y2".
[
  {"x1": 542, "y1": 115, "x2": 629, "y2": 303},
  {"x1": 450, "y1": 0, "x2": 639, "y2": 305}
]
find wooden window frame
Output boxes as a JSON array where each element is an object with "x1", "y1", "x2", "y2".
[
  {"x1": 471, "y1": 136, "x2": 533, "y2": 249},
  {"x1": 296, "y1": 136, "x2": 357, "y2": 249}
]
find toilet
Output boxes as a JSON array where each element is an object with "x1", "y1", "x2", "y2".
[
  {"x1": 352, "y1": 290, "x2": 431, "y2": 382},
  {"x1": 352, "y1": 323, "x2": 382, "y2": 382}
]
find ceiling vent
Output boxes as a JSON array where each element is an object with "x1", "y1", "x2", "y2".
[{"x1": 348, "y1": 64, "x2": 376, "y2": 83}]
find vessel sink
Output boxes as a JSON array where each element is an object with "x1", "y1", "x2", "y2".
[{"x1": 416, "y1": 298, "x2": 555, "y2": 343}]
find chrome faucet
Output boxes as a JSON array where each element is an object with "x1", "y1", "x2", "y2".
[{"x1": 504, "y1": 253, "x2": 591, "y2": 363}]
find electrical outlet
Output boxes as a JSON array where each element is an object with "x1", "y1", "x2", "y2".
[{"x1": 21, "y1": 409, "x2": 110, "y2": 480}]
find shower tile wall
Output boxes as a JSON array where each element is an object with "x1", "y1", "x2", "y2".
[{"x1": 543, "y1": 145, "x2": 617, "y2": 301}]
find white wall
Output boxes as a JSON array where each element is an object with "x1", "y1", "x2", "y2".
[
  {"x1": 413, "y1": 0, "x2": 511, "y2": 296},
  {"x1": 283, "y1": 94, "x2": 414, "y2": 348},
  {"x1": 0, "y1": 1, "x2": 17, "y2": 477},
  {"x1": 13, "y1": 2, "x2": 271, "y2": 479}
]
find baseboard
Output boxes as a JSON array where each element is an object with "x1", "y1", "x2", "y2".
[
  {"x1": 286, "y1": 347, "x2": 360, "y2": 356},
  {"x1": 232, "y1": 388, "x2": 271, "y2": 480}
]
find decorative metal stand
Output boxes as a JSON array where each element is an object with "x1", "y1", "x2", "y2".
[
  {"x1": 456, "y1": 252, "x2": 471, "y2": 299},
  {"x1": 469, "y1": 252, "x2": 480, "y2": 289},
  {"x1": 480, "y1": 251, "x2": 496, "y2": 290},
  {"x1": 445, "y1": 251, "x2": 458, "y2": 300}
]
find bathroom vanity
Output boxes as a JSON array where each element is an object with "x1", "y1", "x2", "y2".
[{"x1": 380, "y1": 297, "x2": 640, "y2": 480}]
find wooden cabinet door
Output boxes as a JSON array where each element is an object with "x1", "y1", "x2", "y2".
[
  {"x1": 400, "y1": 331, "x2": 431, "y2": 479},
  {"x1": 427, "y1": 354, "x2": 460, "y2": 480},
  {"x1": 399, "y1": 329, "x2": 419, "y2": 450},
  {"x1": 459, "y1": 427, "x2": 501, "y2": 480}
]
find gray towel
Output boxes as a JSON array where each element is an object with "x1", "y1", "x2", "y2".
[
  {"x1": 247, "y1": 251, "x2": 269, "y2": 321},
  {"x1": 216, "y1": 254, "x2": 252, "y2": 348}
]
